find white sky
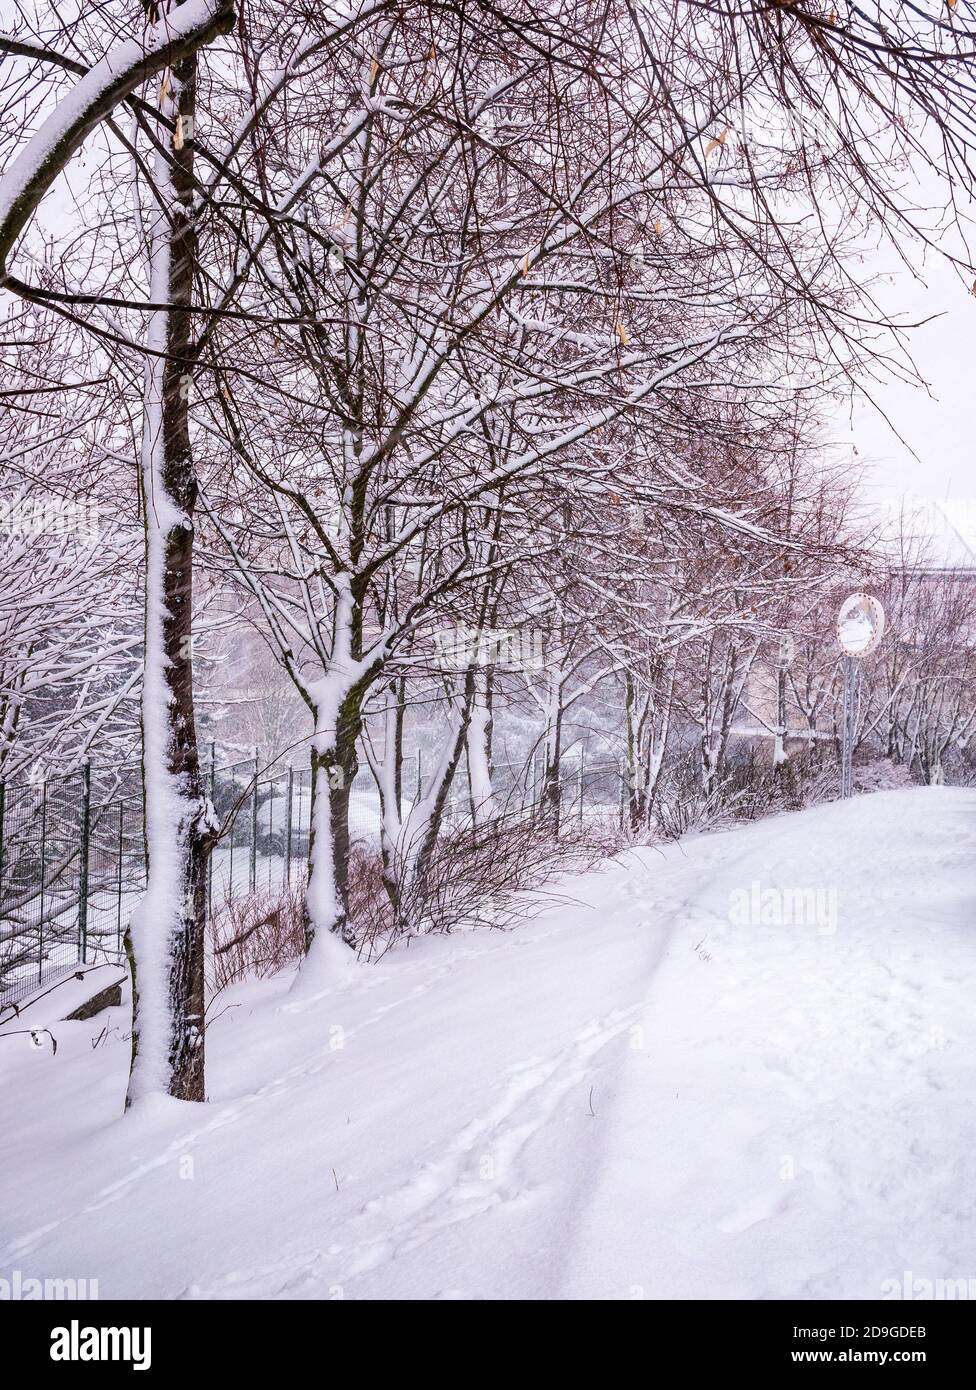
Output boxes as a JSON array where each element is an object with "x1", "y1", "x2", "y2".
[{"x1": 834, "y1": 169, "x2": 976, "y2": 566}]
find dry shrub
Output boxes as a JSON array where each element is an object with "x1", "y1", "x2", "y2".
[
  {"x1": 347, "y1": 843, "x2": 395, "y2": 959},
  {"x1": 206, "y1": 811, "x2": 623, "y2": 983},
  {"x1": 653, "y1": 747, "x2": 852, "y2": 838},
  {"x1": 851, "y1": 757, "x2": 915, "y2": 793},
  {"x1": 207, "y1": 877, "x2": 306, "y2": 994},
  {"x1": 375, "y1": 809, "x2": 616, "y2": 954}
]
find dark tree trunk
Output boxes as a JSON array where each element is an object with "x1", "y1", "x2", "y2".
[
  {"x1": 543, "y1": 699, "x2": 564, "y2": 831},
  {"x1": 412, "y1": 692, "x2": 473, "y2": 890},
  {"x1": 305, "y1": 684, "x2": 364, "y2": 953},
  {"x1": 127, "y1": 37, "x2": 216, "y2": 1106}
]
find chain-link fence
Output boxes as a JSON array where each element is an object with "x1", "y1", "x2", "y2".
[{"x1": 0, "y1": 746, "x2": 630, "y2": 1008}]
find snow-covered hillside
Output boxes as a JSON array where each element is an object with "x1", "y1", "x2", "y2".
[{"x1": 2, "y1": 787, "x2": 975, "y2": 1301}]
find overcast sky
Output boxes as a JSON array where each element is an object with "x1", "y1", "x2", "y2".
[{"x1": 837, "y1": 184, "x2": 976, "y2": 566}]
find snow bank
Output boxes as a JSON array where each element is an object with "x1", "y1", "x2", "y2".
[{"x1": 1, "y1": 787, "x2": 974, "y2": 1300}]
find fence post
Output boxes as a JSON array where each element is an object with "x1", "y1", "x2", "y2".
[
  {"x1": 228, "y1": 765, "x2": 235, "y2": 899},
  {"x1": 0, "y1": 777, "x2": 5, "y2": 902},
  {"x1": 78, "y1": 761, "x2": 91, "y2": 964},
  {"x1": 249, "y1": 749, "x2": 258, "y2": 893},
  {"x1": 38, "y1": 778, "x2": 47, "y2": 983},
  {"x1": 285, "y1": 765, "x2": 294, "y2": 886},
  {"x1": 208, "y1": 740, "x2": 216, "y2": 916},
  {"x1": 267, "y1": 773, "x2": 274, "y2": 890},
  {"x1": 116, "y1": 799, "x2": 124, "y2": 955}
]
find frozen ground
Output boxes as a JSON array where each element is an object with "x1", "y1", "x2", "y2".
[{"x1": 1, "y1": 786, "x2": 975, "y2": 1300}]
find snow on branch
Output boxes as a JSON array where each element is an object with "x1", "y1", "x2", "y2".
[{"x1": 0, "y1": 0, "x2": 235, "y2": 280}]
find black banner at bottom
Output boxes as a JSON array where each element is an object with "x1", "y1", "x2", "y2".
[{"x1": 2, "y1": 1298, "x2": 969, "y2": 1373}]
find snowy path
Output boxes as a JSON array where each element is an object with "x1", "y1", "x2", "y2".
[{"x1": 2, "y1": 787, "x2": 975, "y2": 1300}]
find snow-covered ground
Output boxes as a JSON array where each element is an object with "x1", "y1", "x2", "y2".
[{"x1": 2, "y1": 786, "x2": 974, "y2": 1300}]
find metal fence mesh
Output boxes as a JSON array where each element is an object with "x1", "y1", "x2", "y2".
[{"x1": 0, "y1": 748, "x2": 627, "y2": 1007}]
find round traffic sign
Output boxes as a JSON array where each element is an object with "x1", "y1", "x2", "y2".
[{"x1": 837, "y1": 592, "x2": 885, "y2": 657}]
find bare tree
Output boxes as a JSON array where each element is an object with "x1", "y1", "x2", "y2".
[{"x1": 0, "y1": 0, "x2": 236, "y2": 1101}]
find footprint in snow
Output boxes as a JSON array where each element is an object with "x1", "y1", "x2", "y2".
[{"x1": 717, "y1": 1187, "x2": 794, "y2": 1234}]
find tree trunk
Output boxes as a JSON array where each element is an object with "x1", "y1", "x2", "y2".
[
  {"x1": 624, "y1": 670, "x2": 646, "y2": 831},
  {"x1": 466, "y1": 670, "x2": 496, "y2": 824},
  {"x1": 773, "y1": 665, "x2": 788, "y2": 775},
  {"x1": 411, "y1": 690, "x2": 473, "y2": 891},
  {"x1": 305, "y1": 683, "x2": 363, "y2": 959},
  {"x1": 127, "y1": 42, "x2": 215, "y2": 1105},
  {"x1": 542, "y1": 678, "x2": 564, "y2": 828}
]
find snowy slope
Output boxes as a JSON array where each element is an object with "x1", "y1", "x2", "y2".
[{"x1": 1, "y1": 787, "x2": 974, "y2": 1300}]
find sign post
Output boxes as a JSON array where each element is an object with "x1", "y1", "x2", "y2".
[{"x1": 836, "y1": 593, "x2": 886, "y2": 799}]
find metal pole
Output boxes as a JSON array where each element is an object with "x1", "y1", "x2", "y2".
[
  {"x1": 415, "y1": 747, "x2": 422, "y2": 802},
  {"x1": 296, "y1": 772, "x2": 303, "y2": 860},
  {"x1": 0, "y1": 778, "x2": 5, "y2": 904},
  {"x1": 116, "y1": 799, "x2": 124, "y2": 955},
  {"x1": 78, "y1": 762, "x2": 91, "y2": 964},
  {"x1": 285, "y1": 765, "x2": 294, "y2": 886},
  {"x1": 840, "y1": 655, "x2": 854, "y2": 799},
  {"x1": 250, "y1": 749, "x2": 258, "y2": 893},
  {"x1": 847, "y1": 660, "x2": 854, "y2": 798},
  {"x1": 38, "y1": 778, "x2": 47, "y2": 983},
  {"x1": 207, "y1": 740, "x2": 215, "y2": 917},
  {"x1": 851, "y1": 661, "x2": 861, "y2": 795},
  {"x1": 267, "y1": 773, "x2": 274, "y2": 889},
  {"x1": 840, "y1": 657, "x2": 847, "y2": 798},
  {"x1": 228, "y1": 762, "x2": 235, "y2": 898},
  {"x1": 578, "y1": 751, "x2": 584, "y2": 827}
]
